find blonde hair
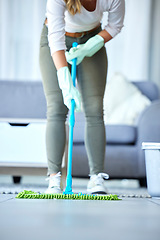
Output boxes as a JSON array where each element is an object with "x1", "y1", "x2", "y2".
[{"x1": 64, "y1": 0, "x2": 81, "y2": 15}]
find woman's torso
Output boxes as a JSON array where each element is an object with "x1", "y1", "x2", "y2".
[{"x1": 64, "y1": 0, "x2": 107, "y2": 32}]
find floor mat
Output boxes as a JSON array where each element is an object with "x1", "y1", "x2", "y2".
[
  {"x1": 0, "y1": 184, "x2": 151, "y2": 198},
  {"x1": 0, "y1": 176, "x2": 151, "y2": 198}
]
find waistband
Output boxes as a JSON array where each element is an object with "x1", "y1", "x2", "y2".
[
  {"x1": 44, "y1": 18, "x2": 100, "y2": 39},
  {"x1": 65, "y1": 24, "x2": 101, "y2": 38}
]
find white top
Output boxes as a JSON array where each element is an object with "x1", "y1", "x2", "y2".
[{"x1": 46, "y1": 0, "x2": 125, "y2": 55}]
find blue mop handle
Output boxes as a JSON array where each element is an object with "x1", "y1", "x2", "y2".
[
  {"x1": 71, "y1": 42, "x2": 77, "y2": 87},
  {"x1": 65, "y1": 42, "x2": 78, "y2": 194}
]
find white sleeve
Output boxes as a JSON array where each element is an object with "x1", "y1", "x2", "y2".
[
  {"x1": 104, "y1": 0, "x2": 125, "y2": 38},
  {"x1": 46, "y1": 0, "x2": 66, "y2": 55}
]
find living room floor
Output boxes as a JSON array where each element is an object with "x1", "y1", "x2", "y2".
[{"x1": 0, "y1": 175, "x2": 160, "y2": 240}]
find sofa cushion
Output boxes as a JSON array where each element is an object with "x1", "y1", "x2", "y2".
[
  {"x1": 73, "y1": 113, "x2": 85, "y2": 143},
  {"x1": 73, "y1": 121, "x2": 85, "y2": 143},
  {"x1": 103, "y1": 73, "x2": 151, "y2": 125},
  {"x1": 73, "y1": 124, "x2": 136, "y2": 144},
  {"x1": 106, "y1": 125, "x2": 136, "y2": 144},
  {"x1": 73, "y1": 113, "x2": 136, "y2": 145}
]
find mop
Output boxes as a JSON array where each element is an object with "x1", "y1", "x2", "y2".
[{"x1": 16, "y1": 43, "x2": 120, "y2": 201}]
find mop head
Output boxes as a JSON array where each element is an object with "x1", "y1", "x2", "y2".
[{"x1": 16, "y1": 190, "x2": 121, "y2": 200}]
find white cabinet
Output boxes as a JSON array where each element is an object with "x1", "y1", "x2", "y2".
[{"x1": 0, "y1": 122, "x2": 47, "y2": 166}]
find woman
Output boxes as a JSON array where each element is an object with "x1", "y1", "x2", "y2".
[{"x1": 39, "y1": 0, "x2": 125, "y2": 194}]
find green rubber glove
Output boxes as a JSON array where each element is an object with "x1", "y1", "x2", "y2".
[
  {"x1": 57, "y1": 66, "x2": 81, "y2": 111},
  {"x1": 66, "y1": 35, "x2": 104, "y2": 65}
]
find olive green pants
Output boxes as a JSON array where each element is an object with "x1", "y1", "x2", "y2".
[{"x1": 39, "y1": 23, "x2": 108, "y2": 175}]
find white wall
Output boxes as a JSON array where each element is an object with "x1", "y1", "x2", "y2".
[
  {"x1": 149, "y1": 0, "x2": 160, "y2": 89},
  {"x1": 103, "y1": 0, "x2": 152, "y2": 82},
  {"x1": 0, "y1": 0, "x2": 46, "y2": 81}
]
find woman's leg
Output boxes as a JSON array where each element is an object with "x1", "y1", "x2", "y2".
[
  {"x1": 39, "y1": 24, "x2": 68, "y2": 175},
  {"x1": 77, "y1": 45, "x2": 108, "y2": 175}
]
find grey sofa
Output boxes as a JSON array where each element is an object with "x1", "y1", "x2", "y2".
[
  {"x1": 72, "y1": 81, "x2": 160, "y2": 186},
  {"x1": 0, "y1": 80, "x2": 159, "y2": 185}
]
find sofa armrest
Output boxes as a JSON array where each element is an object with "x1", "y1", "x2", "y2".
[
  {"x1": 137, "y1": 100, "x2": 160, "y2": 142},
  {"x1": 136, "y1": 100, "x2": 160, "y2": 175}
]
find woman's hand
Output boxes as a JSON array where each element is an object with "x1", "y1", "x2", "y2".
[
  {"x1": 52, "y1": 50, "x2": 81, "y2": 111},
  {"x1": 65, "y1": 35, "x2": 104, "y2": 65},
  {"x1": 65, "y1": 30, "x2": 112, "y2": 65},
  {"x1": 57, "y1": 66, "x2": 81, "y2": 111}
]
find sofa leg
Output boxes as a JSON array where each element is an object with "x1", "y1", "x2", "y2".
[
  {"x1": 13, "y1": 176, "x2": 22, "y2": 184},
  {"x1": 138, "y1": 177, "x2": 147, "y2": 187}
]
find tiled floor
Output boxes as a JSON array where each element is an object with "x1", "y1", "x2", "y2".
[{"x1": 0, "y1": 175, "x2": 160, "y2": 240}]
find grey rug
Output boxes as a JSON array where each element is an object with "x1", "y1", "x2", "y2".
[
  {"x1": 0, "y1": 176, "x2": 151, "y2": 198},
  {"x1": 0, "y1": 183, "x2": 151, "y2": 198}
]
